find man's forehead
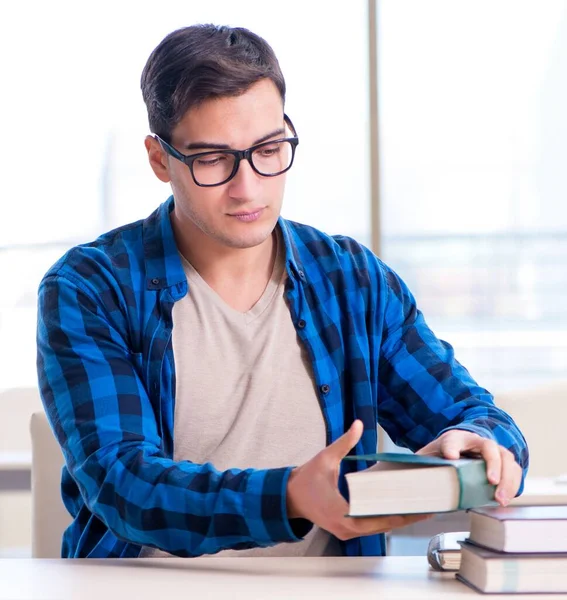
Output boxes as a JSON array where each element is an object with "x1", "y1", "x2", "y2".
[{"x1": 172, "y1": 79, "x2": 284, "y2": 146}]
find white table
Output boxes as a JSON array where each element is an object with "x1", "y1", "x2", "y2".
[
  {"x1": 0, "y1": 556, "x2": 564, "y2": 599},
  {"x1": 513, "y1": 476, "x2": 567, "y2": 506}
]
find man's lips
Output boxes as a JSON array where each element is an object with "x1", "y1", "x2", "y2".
[{"x1": 228, "y1": 208, "x2": 265, "y2": 222}]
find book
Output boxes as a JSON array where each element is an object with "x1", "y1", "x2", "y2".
[
  {"x1": 457, "y1": 540, "x2": 567, "y2": 594},
  {"x1": 343, "y1": 453, "x2": 497, "y2": 516},
  {"x1": 468, "y1": 505, "x2": 567, "y2": 553},
  {"x1": 427, "y1": 531, "x2": 468, "y2": 571}
]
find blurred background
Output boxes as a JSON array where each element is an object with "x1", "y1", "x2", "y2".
[{"x1": 1, "y1": 0, "x2": 566, "y2": 558}]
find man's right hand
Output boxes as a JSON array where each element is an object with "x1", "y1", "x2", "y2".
[{"x1": 286, "y1": 420, "x2": 431, "y2": 541}]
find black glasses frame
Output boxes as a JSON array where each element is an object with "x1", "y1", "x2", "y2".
[{"x1": 155, "y1": 114, "x2": 299, "y2": 187}]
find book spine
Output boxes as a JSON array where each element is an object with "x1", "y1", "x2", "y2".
[{"x1": 456, "y1": 461, "x2": 497, "y2": 509}]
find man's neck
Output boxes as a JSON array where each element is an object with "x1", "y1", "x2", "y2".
[{"x1": 171, "y1": 214, "x2": 278, "y2": 312}]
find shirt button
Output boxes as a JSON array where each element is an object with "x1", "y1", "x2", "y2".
[
  {"x1": 151, "y1": 278, "x2": 160, "y2": 285},
  {"x1": 297, "y1": 319, "x2": 306, "y2": 329},
  {"x1": 298, "y1": 270, "x2": 306, "y2": 280},
  {"x1": 320, "y1": 384, "x2": 330, "y2": 394}
]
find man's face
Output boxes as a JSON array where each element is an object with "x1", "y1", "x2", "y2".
[{"x1": 149, "y1": 79, "x2": 289, "y2": 251}]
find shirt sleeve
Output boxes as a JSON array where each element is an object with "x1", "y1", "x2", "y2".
[
  {"x1": 376, "y1": 262, "x2": 529, "y2": 490},
  {"x1": 37, "y1": 271, "x2": 309, "y2": 557}
]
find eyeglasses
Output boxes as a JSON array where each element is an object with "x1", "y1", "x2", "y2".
[{"x1": 154, "y1": 114, "x2": 299, "y2": 187}]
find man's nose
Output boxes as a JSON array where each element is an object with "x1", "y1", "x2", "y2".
[{"x1": 227, "y1": 157, "x2": 260, "y2": 199}]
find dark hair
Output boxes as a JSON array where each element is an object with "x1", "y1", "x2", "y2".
[{"x1": 141, "y1": 24, "x2": 286, "y2": 140}]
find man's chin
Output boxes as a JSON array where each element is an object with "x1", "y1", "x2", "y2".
[
  {"x1": 221, "y1": 223, "x2": 276, "y2": 250},
  {"x1": 225, "y1": 234, "x2": 274, "y2": 250}
]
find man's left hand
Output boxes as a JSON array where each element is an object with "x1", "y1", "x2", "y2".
[{"x1": 416, "y1": 429, "x2": 522, "y2": 507}]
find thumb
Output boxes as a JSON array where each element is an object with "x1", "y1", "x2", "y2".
[{"x1": 327, "y1": 420, "x2": 364, "y2": 460}]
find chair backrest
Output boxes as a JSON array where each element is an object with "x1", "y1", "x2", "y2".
[
  {"x1": 0, "y1": 387, "x2": 43, "y2": 452},
  {"x1": 30, "y1": 411, "x2": 72, "y2": 558},
  {"x1": 494, "y1": 380, "x2": 567, "y2": 478}
]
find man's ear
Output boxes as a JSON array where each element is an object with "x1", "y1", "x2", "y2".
[{"x1": 145, "y1": 135, "x2": 171, "y2": 183}]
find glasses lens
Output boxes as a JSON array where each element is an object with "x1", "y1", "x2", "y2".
[
  {"x1": 251, "y1": 140, "x2": 293, "y2": 176},
  {"x1": 192, "y1": 153, "x2": 236, "y2": 186}
]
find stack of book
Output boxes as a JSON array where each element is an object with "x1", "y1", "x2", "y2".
[
  {"x1": 457, "y1": 505, "x2": 567, "y2": 594},
  {"x1": 340, "y1": 453, "x2": 567, "y2": 593}
]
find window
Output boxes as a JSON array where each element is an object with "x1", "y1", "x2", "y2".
[{"x1": 378, "y1": 0, "x2": 567, "y2": 394}]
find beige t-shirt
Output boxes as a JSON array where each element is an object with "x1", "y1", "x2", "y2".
[{"x1": 140, "y1": 232, "x2": 340, "y2": 558}]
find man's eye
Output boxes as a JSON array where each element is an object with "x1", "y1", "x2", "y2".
[
  {"x1": 197, "y1": 155, "x2": 227, "y2": 167},
  {"x1": 258, "y1": 146, "x2": 281, "y2": 157}
]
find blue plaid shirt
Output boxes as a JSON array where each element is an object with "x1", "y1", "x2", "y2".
[{"x1": 36, "y1": 196, "x2": 528, "y2": 558}]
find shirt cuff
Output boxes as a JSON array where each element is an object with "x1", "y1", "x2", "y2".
[
  {"x1": 436, "y1": 424, "x2": 497, "y2": 443},
  {"x1": 244, "y1": 466, "x2": 313, "y2": 546}
]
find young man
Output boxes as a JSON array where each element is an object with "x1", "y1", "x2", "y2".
[{"x1": 37, "y1": 24, "x2": 528, "y2": 559}]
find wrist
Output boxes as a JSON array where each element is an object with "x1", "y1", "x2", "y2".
[{"x1": 286, "y1": 467, "x2": 302, "y2": 519}]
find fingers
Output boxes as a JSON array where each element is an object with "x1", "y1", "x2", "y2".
[
  {"x1": 440, "y1": 433, "x2": 505, "y2": 489},
  {"x1": 417, "y1": 430, "x2": 470, "y2": 459},
  {"x1": 455, "y1": 435, "x2": 505, "y2": 489},
  {"x1": 419, "y1": 431, "x2": 504, "y2": 487},
  {"x1": 477, "y1": 439, "x2": 502, "y2": 486},
  {"x1": 494, "y1": 447, "x2": 522, "y2": 506},
  {"x1": 326, "y1": 419, "x2": 363, "y2": 461},
  {"x1": 435, "y1": 432, "x2": 521, "y2": 506},
  {"x1": 415, "y1": 440, "x2": 438, "y2": 456},
  {"x1": 439, "y1": 432, "x2": 465, "y2": 460},
  {"x1": 356, "y1": 513, "x2": 432, "y2": 534},
  {"x1": 333, "y1": 513, "x2": 434, "y2": 541}
]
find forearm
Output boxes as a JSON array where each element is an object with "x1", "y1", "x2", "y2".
[
  {"x1": 381, "y1": 358, "x2": 529, "y2": 485},
  {"x1": 377, "y1": 279, "x2": 529, "y2": 482},
  {"x1": 75, "y1": 444, "x2": 303, "y2": 556}
]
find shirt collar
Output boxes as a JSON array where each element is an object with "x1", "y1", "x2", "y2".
[
  {"x1": 142, "y1": 195, "x2": 306, "y2": 290},
  {"x1": 142, "y1": 196, "x2": 186, "y2": 290},
  {"x1": 277, "y1": 216, "x2": 307, "y2": 283}
]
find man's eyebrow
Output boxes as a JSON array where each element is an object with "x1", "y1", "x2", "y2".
[
  {"x1": 183, "y1": 127, "x2": 286, "y2": 151},
  {"x1": 253, "y1": 127, "x2": 286, "y2": 145}
]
